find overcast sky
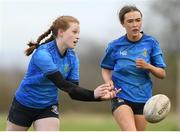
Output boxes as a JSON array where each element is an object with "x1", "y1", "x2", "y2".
[{"x1": 0, "y1": 0, "x2": 153, "y2": 69}]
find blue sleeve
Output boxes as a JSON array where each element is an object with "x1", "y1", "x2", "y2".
[
  {"x1": 151, "y1": 39, "x2": 166, "y2": 68},
  {"x1": 67, "y1": 54, "x2": 79, "y2": 82},
  {"x1": 33, "y1": 49, "x2": 58, "y2": 75},
  {"x1": 100, "y1": 43, "x2": 115, "y2": 70}
]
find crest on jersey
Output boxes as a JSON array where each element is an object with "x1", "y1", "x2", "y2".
[
  {"x1": 143, "y1": 48, "x2": 148, "y2": 57},
  {"x1": 64, "y1": 64, "x2": 69, "y2": 72}
]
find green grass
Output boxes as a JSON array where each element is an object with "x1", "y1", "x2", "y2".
[
  {"x1": 0, "y1": 112, "x2": 179, "y2": 131},
  {"x1": 60, "y1": 113, "x2": 119, "y2": 131}
]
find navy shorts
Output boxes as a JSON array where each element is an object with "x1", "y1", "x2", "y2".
[
  {"x1": 7, "y1": 97, "x2": 59, "y2": 127},
  {"x1": 111, "y1": 97, "x2": 145, "y2": 115}
]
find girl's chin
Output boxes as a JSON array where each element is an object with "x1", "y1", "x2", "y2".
[
  {"x1": 132, "y1": 33, "x2": 140, "y2": 37},
  {"x1": 69, "y1": 46, "x2": 75, "y2": 49},
  {"x1": 132, "y1": 31, "x2": 139, "y2": 35}
]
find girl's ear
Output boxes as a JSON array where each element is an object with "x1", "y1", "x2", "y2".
[{"x1": 57, "y1": 29, "x2": 64, "y2": 37}]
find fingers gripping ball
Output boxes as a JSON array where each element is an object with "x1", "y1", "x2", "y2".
[{"x1": 143, "y1": 94, "x2": 171, "y2": 123}]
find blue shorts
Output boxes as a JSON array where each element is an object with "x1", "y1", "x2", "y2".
[
  {"x1": 7, "y1": 97, "x2": 59, "y2": 127},
  {"x1": 111, "y1": 97, "x2": 145, "y2": 115}
]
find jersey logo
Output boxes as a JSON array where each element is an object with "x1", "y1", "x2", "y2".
[
  {"x1": 117, "y1": 98, "x2": 125, "y2": 103},
  {"x1": 51, "y1": 105, "x2": 59, "y2": 115},
  {"x1": 119, "y1": 50, "x2": 127, "y2": 56}
]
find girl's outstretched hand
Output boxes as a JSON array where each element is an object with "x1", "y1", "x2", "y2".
[{"x1": 94, "y1": 84, "x2": 121, "y2": 100}]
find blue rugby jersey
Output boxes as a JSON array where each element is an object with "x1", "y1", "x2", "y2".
[
  {"x1": 101, "y1": 33, "x2": 166, "y2": 103},
  {"x1": 15, "y1": 40, "x2": 79, "y2": 108}
]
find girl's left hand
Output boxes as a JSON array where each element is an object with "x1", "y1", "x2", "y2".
[{"x1": 136, "y1": 58, "x2": 150, "y2": 69}]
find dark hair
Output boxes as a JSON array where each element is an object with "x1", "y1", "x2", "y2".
[
  {"x1": 25, "y1": 16, "x2": 79, "y2": 56},
  {"x1": 119, "y1": 5, "x2": 142, "y2": 24}
]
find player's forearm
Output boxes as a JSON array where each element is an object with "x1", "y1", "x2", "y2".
[
  {"x1": 102, "y1": 68, "x2": 112, "y2": 83},
  {"x1": 46, "y1": 71, "x2": 101, "y2": 101},
  {"x1": 147, "y1": 64, "x2": 166, "y2": 79}
]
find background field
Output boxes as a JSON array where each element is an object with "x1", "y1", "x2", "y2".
[{"x1": 0, "y1": 112, "x2": 179, "y2": 131}]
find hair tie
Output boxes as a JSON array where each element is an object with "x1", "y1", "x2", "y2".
[{"x1": 35, "y1": 44, "x2": 40, "y2": 49}]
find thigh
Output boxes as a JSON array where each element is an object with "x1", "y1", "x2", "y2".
[
  {"x1": 33, "y1": 117, "x2": 59, "y2": 131},
  {"x1": 7, "y1": 97, "x2": 34, "y2": 129},
  {"x1": 134, "y1": 115, "x2": 147, "y2": 131},
  {"x1": 6, "y1": 120, "x2": 29, "y2": 131},
  {"x1": 113, "y1": 104, "x2": 136, "y2": 131},
  {"x1": 129, "y1": 100, "x2": 146, "y2": 130},
  {"x1": 33, "y1": 104, "x2": 59, "y2": 131}
]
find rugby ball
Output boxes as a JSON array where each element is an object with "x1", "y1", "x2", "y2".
[{"x1": 143, "y1": 94, "x2": 171, "y2": 123}]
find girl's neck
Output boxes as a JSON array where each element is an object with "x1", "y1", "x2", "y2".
[
  {"x1": 127, "y1": 33, "x2": 142, "y2": 42},
  {"x1": 55, "y1": 38, "x2": 67, "y2": 56}
]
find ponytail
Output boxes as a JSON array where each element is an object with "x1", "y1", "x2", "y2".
[{"x1": 24, "y1": 26, "x2": 53, "y2": 56}]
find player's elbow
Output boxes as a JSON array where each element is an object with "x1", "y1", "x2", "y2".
[
  {"x1": 68, "y1": 92, "x2": 78, "y2": 100},
  {"x1": 159, "y1": 75, "x2": 165, "y2": 79},
  {"x1": 158, "y1": 71, "x2": 166, "y2": 79}
]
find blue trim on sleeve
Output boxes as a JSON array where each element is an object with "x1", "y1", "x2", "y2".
[{"x1": 101, "y1": 64, "x2": 114, "y2": 70}]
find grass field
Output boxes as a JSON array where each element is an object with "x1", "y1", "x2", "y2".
[{"x1": 0, "y1": 112, "x2": 179, "y2": 131}]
